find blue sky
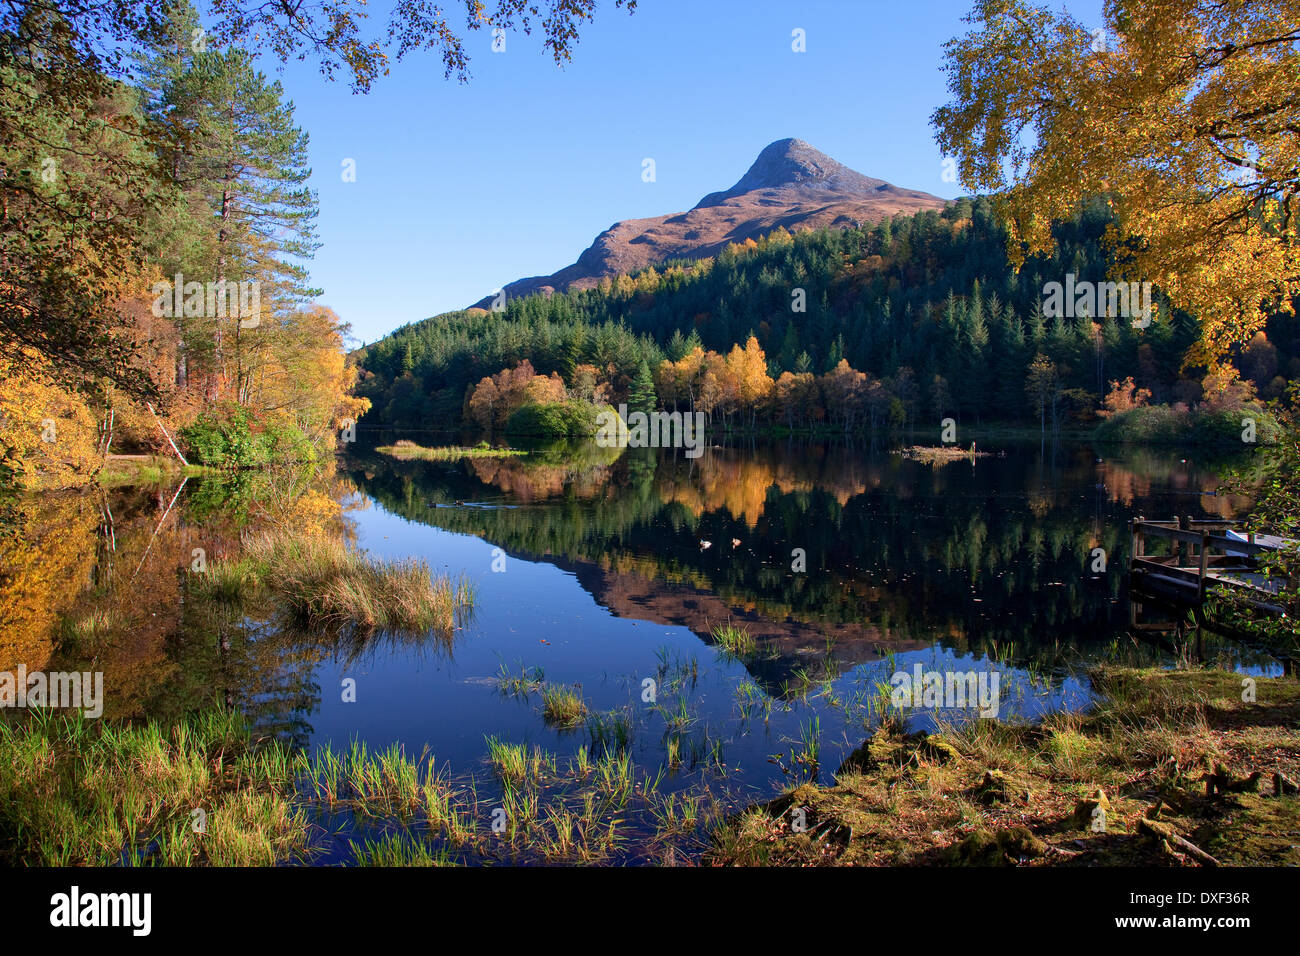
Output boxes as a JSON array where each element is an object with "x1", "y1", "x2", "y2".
[{"x1": 263, "y1": 0, "x2": 1102, "y2": 345}]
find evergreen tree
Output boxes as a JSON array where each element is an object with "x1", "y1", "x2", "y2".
[
  {"x1": 155, "y1": 40, "x2": 320, "y2": 400},
  {"x1": 628, "y1": 361, "x2": 657, "y2": 415}
]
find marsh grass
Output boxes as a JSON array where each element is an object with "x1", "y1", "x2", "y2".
[
  {"x1": 665, "y1": 734, "x2": 682, "y2": 769},
  {"x1": 0, "y1": 709, "x2": 309, "y2": 866},
  {"x1": 334, "y1": 740, "x2": 426, "y2": 816},
  {"x1": 709, "y1": 666, "x2": 1300, "y2": 867},
  {"x1": 496, "y1": 661, "x2": 545, "y2": 697},
  {"x1": 54, "y1": 606, "x2": 123, "y2": 651},
  {"x1": 685, "y1": 730, "x2": 726, "y2": 772},
  {"x1": 541, "y1": 684, "x2": 588, "y2": 728},
  {"x1": 657, "y1": 693, "x2": 695, "y2": 734},
  {"x1": 353, "y1": 836, "x2": 445, "y2": 866},
  {"x1": 586, "y1": 708, "x2": 634, "y2": 755},
  {"x1": 197, "y1": 532, "x2": 475, "y2": 637},
  {"x1": 352, "y1": 833, "x2": 454, "y2": 866},
  {"x1": 569, "y1": 744, "x2": 592, "y2": 777},
  {"x1": 201, "y1": 558, "x2": 258, "y2": 603},
  {"x1": 485, "y1": 737, "x2": 555, "y2": 787},
  {"x1": 710, "y1": 621, "x2": 756, "y2": 657},
  {"x1": 654, "y1": 646, "x2": 699, "y2": 695},
  {"x1": 794, "y1": 716, "x2": 821, "y2": 777},
  {"x1": 897, "y1": 445, "x2": 991, "y2": 464},
  {"x1": 0, "y1": 705, "x2": 734, "y2": 868},
  {"x1": 378, "y1": 441, "x2": 528, "y2": 462},
  {"x1": 595, "y1": 749, "x2": 634, "y2": 805}
]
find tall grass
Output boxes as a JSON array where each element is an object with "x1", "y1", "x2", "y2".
[
  {"x1": 0, "y1": 707, "x2": 723, "y2": 867},
  {"x1": 496, "y1": 661, "x2": 544, "y2": 697},
  {"x1": 586, "y1": 709, "x2": 634, "y2": 755},
  {"x1": 352, "y1": 833, "x2": 454, "y2": 866},
  {"x1": 0, "y1": 709, "x2": 309, "y2": 866},
  {"x1": 198, "y1": 532, "x2": 475, "y2": 636},
  {"x1": 377, "y1": 441, "x2": 528, "y2": 461},
  {"x1": 541, "y1": 684, "x2": 588, "y2": 728},
  {"x1": 711, "y1": 621, "x2": 756, "y2": 657},
  {"x1": 485, "y1": 736, "x2": 554, "y2": 787}
]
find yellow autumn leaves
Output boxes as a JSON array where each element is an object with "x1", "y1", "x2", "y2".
[{"x1": 933, "y1": 0, "x2": 1300, "y2": 385}]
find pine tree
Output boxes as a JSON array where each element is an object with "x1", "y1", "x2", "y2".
[
  {"x1": 825, "y1": 333, "x2": 845, "y2": 373},
  {"x1": 628, "y1": 361, "x2": 657, "y2": 415},
  {"x1": 963, "y1": 282, "x2": 991, "y2": 421},
  {"x1": 156, "y1": 42, "x2": 321, "y2": 401},
  {"x1": 995, "y1": 308, "x2": 1027, "y2": 415},
  {"x1": 777, "y1": 321, "x2": 800, "y2": 373}
]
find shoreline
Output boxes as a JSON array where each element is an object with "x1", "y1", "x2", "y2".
[{"x1": 708, "y1": 666, "x2": 1300, "y2": 866}]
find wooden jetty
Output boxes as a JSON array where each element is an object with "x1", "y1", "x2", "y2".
[{"x1": 1128, "y1": 517, "x2": 1291, "y2": 618}]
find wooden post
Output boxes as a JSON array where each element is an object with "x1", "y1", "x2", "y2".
[
  {"x1": 1178, "y1": 515, "x2": 1190, "y2": 567},
  {"x1": 1198, "y1": 531, "x2": 1209, "y2": 602}
]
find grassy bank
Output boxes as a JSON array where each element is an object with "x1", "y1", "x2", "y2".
[
  {"x1": 709, "y1": 666, "x2": 1300, "y2": 866},
  {"x1": 0, "y1": 709, "x2": 309, "y2": 865},
  {"x1": 377, "y1": 440, "x2": 529, "y2": 462},
  {"x1": 6, "y1": 665, "x2": 1295, "y2": 867},
  {"x1": 21, "y1": 455, "x2": 211, "y2": 491},
  {"x1": 0, "y1": 704, "x2": 719, "y2": 866}
]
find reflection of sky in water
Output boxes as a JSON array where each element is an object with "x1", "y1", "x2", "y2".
[
  {"x1": 301, "y1": 494, "x2": 1091, "y2": 804},
  {"x1": 855, "y1": 646, "x2": 1096, "y2": 734},
  {"x1": 248, "y1": 440, "x2": 1281, "y2": 828}
]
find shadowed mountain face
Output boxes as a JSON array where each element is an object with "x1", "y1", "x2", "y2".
[{"x1": 471, "y1": 138, "x2": 947, "y2": 308}]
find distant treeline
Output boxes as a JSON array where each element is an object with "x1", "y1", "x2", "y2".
[{"x1": 355, "y1": 197, "x2": 1299, "y2": 433}]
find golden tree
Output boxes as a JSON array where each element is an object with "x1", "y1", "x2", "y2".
[{"x1": 932, "y1": 0, "x2": 1300, "y2": 379}]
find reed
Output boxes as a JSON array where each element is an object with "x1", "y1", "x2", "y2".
[
  {"x1": 377, "y1": 441, "x2": 529, "y2": 461},
  {"x1": 710, "y1": 621, "x2": 756, "y2": 657},
  {"x1": 0, "y1": 709, "x2": 309, "y2": 866},
  {"x1": 541, "y1": 684, "x2": 588, "y2": 728},
  {"x1": 199, "y1": 532, "x2": 475, "y2": 637},
  {"x1": 586, "y1": 708, "x2": 634, "y2": 755}
]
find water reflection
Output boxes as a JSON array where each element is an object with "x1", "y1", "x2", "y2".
[
  {"x1": 0, "y1": 437, "x2": 1276, "y2": 860},
  {"x1": 345, "y1": 437, "x2": 1261, "y2": 691}
]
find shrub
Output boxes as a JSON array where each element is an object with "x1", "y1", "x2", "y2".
[
  {"x1": 1093, "y1": 404, "x2": 1281, "y2": 445},
  {"x1": 1093, "y1": 405, "x2": 1187, "y2": 443},
  {"x1": 505, "y1": 400, "x2": 602, "y2": 437},
  {"x1": 180, "y1": 404, "x2": 268, "y2": 467},
  {"x1": 180, "y1": 404, "x2": 317, "y2": 467}
]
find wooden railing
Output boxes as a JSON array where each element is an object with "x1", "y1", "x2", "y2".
[{"x1": 1129, "y1": 516, "x2": 1288, "y2": 612}]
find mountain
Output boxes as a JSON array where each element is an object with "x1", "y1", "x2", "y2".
[{"x1": 471, "y1": 138, "x2": 948, "y2": 308}]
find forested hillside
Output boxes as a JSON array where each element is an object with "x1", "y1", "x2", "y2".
[
  {"x1": 1, "y1": 1, "x2": 368, "y2": 490},
  {"x1": 357, "y1": 196, "x2": 1297, "y2": 433}
]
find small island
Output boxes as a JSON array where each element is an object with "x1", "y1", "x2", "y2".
[{"x1": 377, "y1": 440, "x2": 530, "y2": 461}]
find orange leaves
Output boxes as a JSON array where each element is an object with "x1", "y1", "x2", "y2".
[
  {"x1": 1099, "y1": 376, "x2": 1153, "y2": 418},
  {"x1": 465, "y1": 360, "x2": 572, "y2": 430}
]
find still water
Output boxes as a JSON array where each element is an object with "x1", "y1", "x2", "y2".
[{"x1": 5, "y1": 437, "x2": 1276, "y2": 860}]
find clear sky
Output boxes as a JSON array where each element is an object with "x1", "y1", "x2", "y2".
[{"x1": 264, "y1": 0, "x2": 1103, "y2": 345}]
